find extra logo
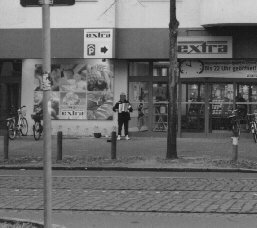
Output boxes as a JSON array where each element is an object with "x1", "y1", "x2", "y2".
[
  {"x1": 178, "y1": 41, "x2": 228, "y2": 55},
  {"x1": 87, "y1": 44, "x2": 95, "y2": 56},
  {"x1": 85, "y1": 31, "x2": 111, "y2": 39}
]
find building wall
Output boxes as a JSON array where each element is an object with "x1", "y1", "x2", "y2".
[
  {"x1": 0, "y1": 0, "x2": 115, "y2": 28},
  {"x1": 116, "y1": 0, "x2": 201, "y2": 28},
  {"x1": 200, "y1": 0, "x2": 257, "y2": 26},
  {"x1": 0, "y1": 0, "x2": 203, "y2": 29}
]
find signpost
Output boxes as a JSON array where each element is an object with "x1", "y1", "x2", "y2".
[
  {"x1": 20, "y1": 0, "x2": 75, "y2": 7},
  {"x1": 20, "y1": 1, "x2": 75, "y2": 227},
  {"x1": 84, "y1": 28, "x2": 114, "y2": 58}
]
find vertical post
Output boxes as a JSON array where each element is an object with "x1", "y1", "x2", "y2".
[
  {"x1": 167, "y1": 0, "x2": 179, "y2": 159},
  {"x1": 204, "y1": 82, "x2": 209, "y2": 135},
  {"x1": 0, "y1": 129, "x2": 9, "y2": 160},
  {"x1": 111, "y1": 131, "x2": 117, "y2": 159},
  {"x1": 231, "y1": 136, "x2": 238, "y2": 162},
  {"x1": 42, "y1": 1, "x2": 52, "y2": 228},
  {"x1": 57, "y1": 131, "x2": 63, "y2": 161},
  {"x1": 4, "y1": 129, "x2": 8, "y2": 160},
  {"x1": 177, "y1": 77, "x2": 182, "y2": 138}
]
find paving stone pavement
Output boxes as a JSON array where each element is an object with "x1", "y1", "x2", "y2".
[{"x1": 2, "y1": 175, "x2": 257, "y2": 214}]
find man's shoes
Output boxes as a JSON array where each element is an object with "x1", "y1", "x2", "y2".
[
  {"x1": 117, "y1": 135, "x2": 121, "y2": 140},
  {"x1": 125, "y1": 135, "x2": 130, "y2": 140}
]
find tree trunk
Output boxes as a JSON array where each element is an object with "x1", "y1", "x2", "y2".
[{"x1": 166, "y1": 0, "x2": 179, "y2": 159}]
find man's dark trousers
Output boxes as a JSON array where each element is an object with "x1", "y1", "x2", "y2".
[{"x1": 118, "y1": 118, "x2": 128, "y2": 136}]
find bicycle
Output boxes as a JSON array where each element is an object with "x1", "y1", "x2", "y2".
[
  {"x1": 31, "y1": 109, "x2": 43, "y2": 140},
  {"x1": 6, "y1": 105, "x2": 28, "y2": 140},
  {"x1": 247, "y1": 113, "x2": 257, "y2": 143},
  {"x1": 228, "y1": 109, "x2": 241, "y2": 137}
]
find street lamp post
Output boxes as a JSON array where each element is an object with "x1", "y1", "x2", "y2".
[{"x1": 42, "y1": 1, "x2": 52, "y2": 227}]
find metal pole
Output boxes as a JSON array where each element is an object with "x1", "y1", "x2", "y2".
[
  {"x1": 42, "y1": 1, "x2": 52, "y2": 228},
  {"x1": 111, "y1": 131, "x2": 117, "y2": 159},
  {"x1": 57, "y1": 131, "x2": 63, "y2": 161},
  {"x1": 0, "y1": 129, "x2": 9, "y2": 160},
  {"x1": 3, "y1": 129, "x2": 8, "y2": 160}
]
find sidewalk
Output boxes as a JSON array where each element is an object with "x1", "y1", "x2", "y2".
[{"x1": 1, "y1": 133, "x2": 257, "y2": 171}]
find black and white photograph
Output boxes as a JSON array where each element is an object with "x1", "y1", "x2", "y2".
[{"x1": 2, "y1": 0, "x2": 257, "y2": 227}]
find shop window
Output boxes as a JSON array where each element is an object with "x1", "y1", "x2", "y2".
[
  {"x1": 153, "y1": 83, "x2": 168, "y2": 131},
  {"x1": 210, "y1": 84, "x2": 234, "y2": 131},
  {"x1": 0, "y1": 60, "x2": 22, "y2": 78},
  {"x1": 129, "y1": 62, "x2": 149, "y2": 77},
  {"x1": 153, "y1": 61, "x2": 169, "y2": 77}
]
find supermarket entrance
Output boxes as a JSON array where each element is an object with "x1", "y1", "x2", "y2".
[{"x1": 180, "y1": 81, "x2": 257, "y2": 135}]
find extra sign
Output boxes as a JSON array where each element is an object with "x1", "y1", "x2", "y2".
[
  {"x1": 84, "y1": 29, "x2": 114, "y2": 58},
  {"x1": 178, "y1": 36, "x2": 232, "y2": 58}
]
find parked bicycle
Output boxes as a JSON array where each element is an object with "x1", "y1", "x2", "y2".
[
  {"x1": 228, "y1": 109, "x2": 241, "y2": 137},
  {"x1": 6, "y1": 105, "x2": 28, "y2": 140},
  {"x1": 31, "y1": 108, "x2": 43, "y2": 140},
  {"x1": 247, "y1": 112, "x2": 257, "y2": 143}
]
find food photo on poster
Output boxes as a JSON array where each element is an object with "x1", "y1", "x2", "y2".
[
  {"x1": 59, "y1": 92, "x2": 87, "y2": 119},
  {"x1": 33, "y1": 59, "x2": 114, "y2": 120},
  {"x1": 33, "y1": 91, "x2": 60, "y2": 120},
  {"x1": 87, "y1": 92, "x2": 113, "y2": 120}
]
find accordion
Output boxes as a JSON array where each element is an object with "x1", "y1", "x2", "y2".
[{"x1": 118, "y1": 103, "x2": 129, "y2": 113}]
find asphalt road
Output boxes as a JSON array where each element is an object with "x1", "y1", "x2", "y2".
[{"x1": 2, "y1": 171, "x2": 257, "y2": 227}]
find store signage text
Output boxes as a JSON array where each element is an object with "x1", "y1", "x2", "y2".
[
  {"x1": 178, "y1": 37, "x2": 232, "y2": 58},
  {"x1": 61, "y1": 110, "x2": 85, "y2": 116},
  {"x1": 204, "y1": 64, "x2": 257, "y2": 73},
  {"x1": 180, "y1": 60, "x2": 257, "y2": 78},
  {"x1": 85, "y1": 31, "x2": 111, "y2": 39},
  {"x1": 178, "y1": 42, "x2": 228, "y2": 55}
]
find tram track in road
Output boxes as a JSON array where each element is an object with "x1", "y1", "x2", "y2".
[
  {"x1": 1, "y1": 175, "x2": 257, "y2": 192},
  {"x1": 1, "y1": 173, "x2": 257, "y2": 213}
]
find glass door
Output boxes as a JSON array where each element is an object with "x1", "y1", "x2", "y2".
[
  {"x1": 249, "y1": 85, "x2": 257, "y2": 113},
  {"x1": 128, "y1": 82, "x2": 150, "y2": 132},
  {"x1": 181, "y1": 83, "x2": 205, "y2": 132},
  {"x1": 209, "y1": 84, "x2": 234, "y2": 132}
]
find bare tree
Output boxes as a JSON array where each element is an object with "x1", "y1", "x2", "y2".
[{"x1": 166, "y1": 0, "x2": 179, "y2": 159}]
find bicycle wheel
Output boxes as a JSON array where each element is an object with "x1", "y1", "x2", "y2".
[
  {"x1": 20, "y1": 118, "x2": 28, "y2": 136},
  {"x1": 33, "y1": 122, "x2": 42, "y2": 140},
  {"x1": 8, "y1": 120, "x2": 16, "y2": 140}
]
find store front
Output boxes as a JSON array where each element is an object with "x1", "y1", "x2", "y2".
[
  {"x1": 128, "y1": 61, "x2": 169, "y2": 132},
  {"x1": 128, "y1": 59, "x2": 257, "y2": 136}
]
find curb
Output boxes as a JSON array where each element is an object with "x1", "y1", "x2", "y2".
[
  {"x1": 0, "y1": 217, "x2": 44, "y2": 228},
  {"x1": 1, "y1": 165, "x2": 257, "y2": 173},
  {"x1": 0, "y1": 217, "x2": 66, "y2": 228}
]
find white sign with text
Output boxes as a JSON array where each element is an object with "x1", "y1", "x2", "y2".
[
  {"x1": 180, "y1": 60, "x2": 257, "y2": 78},
  {"x1": 84, "y1": 29, "x2": 114, "y2": 58}
]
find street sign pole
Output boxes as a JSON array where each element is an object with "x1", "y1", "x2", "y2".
[{"x1": 42, "y1": 1, "x2": 52, "y2": 228}]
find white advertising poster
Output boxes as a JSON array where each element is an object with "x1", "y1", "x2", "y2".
[
  {"x1": 33, "y1": 59, "x2": 114, "y2": 120},
  {"x1": 178, "y1": 36, "x2": 232, "y2": 59},
  {"x1": 180, "y1": 60, "x2": 257, "y2": 78},
  {"x1": 84, "y1": 29, "x2": 114, "y2": 58}
]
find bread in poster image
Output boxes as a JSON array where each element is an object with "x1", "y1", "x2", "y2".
[
  {"x1": 87, "y1": 103, "x2": 113, "y2": 120},
  {"x1": 63, "y1": 92, "x2": 80, "y2": 105},
  {"x1": 94, "y1": 104, "x2": 113, "y2": 119}
]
